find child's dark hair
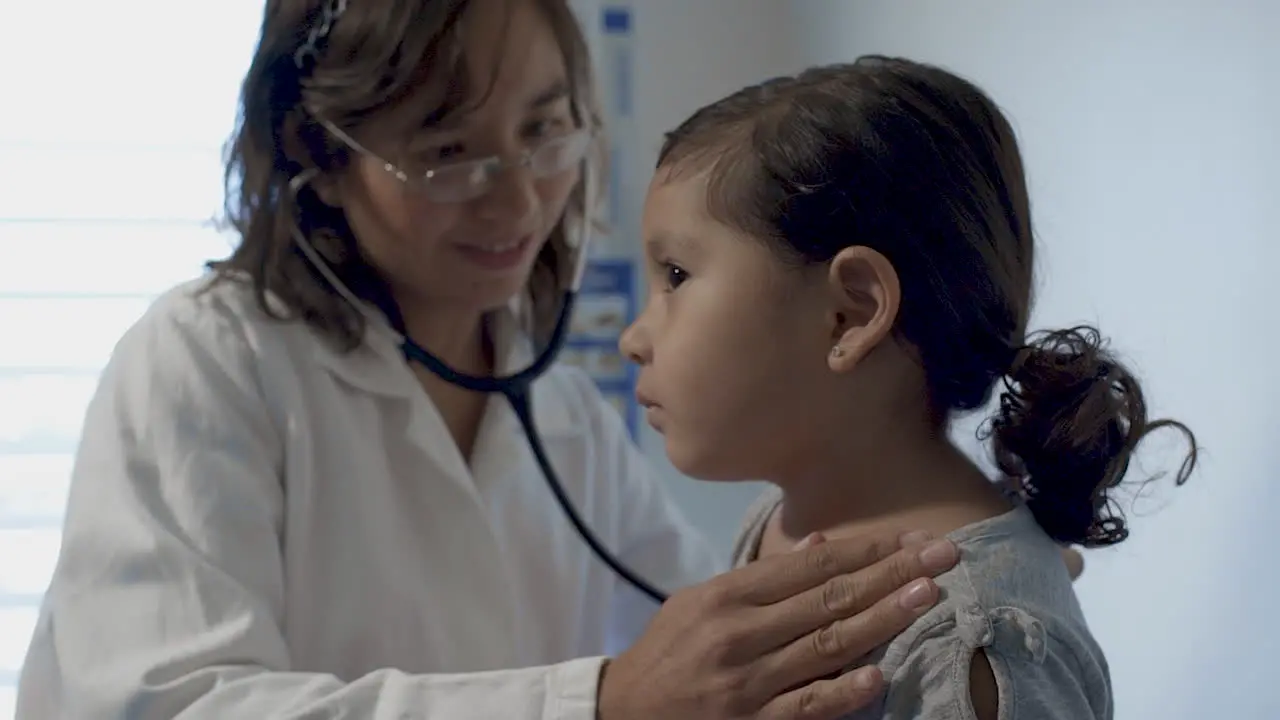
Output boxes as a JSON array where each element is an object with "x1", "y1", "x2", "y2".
[{"x1": 656, "y1": 56, "x2": 1197, "y2": 548}]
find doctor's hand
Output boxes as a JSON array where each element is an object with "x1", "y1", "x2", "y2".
[{"x1": 597, "y1": 530, "x2": 959, "y2": 720}]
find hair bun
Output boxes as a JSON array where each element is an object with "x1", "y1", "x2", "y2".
[{"x1": 989, "y1": 326, "x2": 1195, "y2": 546}]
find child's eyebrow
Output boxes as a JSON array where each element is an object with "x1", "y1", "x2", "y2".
[{"x1": 644, "y1": 230, "x2": 698, "y2": 258}]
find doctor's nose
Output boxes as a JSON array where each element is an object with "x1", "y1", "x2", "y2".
[
  {"x1": 476, "y1": 164, "x2": 538, "y2": 221},
  {"x1": 619, "y1": 318, "x2": 651, "y2": 366}
]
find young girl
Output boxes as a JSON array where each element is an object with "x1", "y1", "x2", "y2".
[{"x1": 620, "y1": 56, "x2": 1197, "y2": 719}]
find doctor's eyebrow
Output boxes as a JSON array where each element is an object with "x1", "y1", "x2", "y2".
[
  {"x1": 528, "y1": 80, "x2": 570, "y2": 110},
  {"x1": 422, "y1": 80, "x2": 570, "y2": 132}
]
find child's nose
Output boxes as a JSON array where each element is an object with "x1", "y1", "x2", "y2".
[{"x1": 618, "y1": 318, "x2": 650, "y2": 365}]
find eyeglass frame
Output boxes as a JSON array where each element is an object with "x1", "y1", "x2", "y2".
[{"x1": 316, "y1": 118, "x2": 595, "y2": 204}]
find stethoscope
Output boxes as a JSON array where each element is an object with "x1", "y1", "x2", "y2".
[{"x1": 287, "y1": 168, "x2": 670, "y2": 604}]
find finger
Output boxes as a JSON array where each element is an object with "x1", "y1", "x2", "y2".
[
  {"x1": 752, "y1": 539, "x2": 958, "y2": 647},
  {"x1": 792, "y1": 532, "x2": 827, "y2": 551},
  {"x1": 1061, "y1": 546, "x2": 1084, "y2": 580},
  {"x1": 758, "y1": 665, "x2": 885, "y2": 720},
  {"x1": 760, "y1": 577, "x2": 939, "y2": 694},
  {"x1": 730, "y1": 528, "x2": 933, "y2": 605}
]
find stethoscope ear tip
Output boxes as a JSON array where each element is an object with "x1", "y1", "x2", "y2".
[{"x1": 290, "y1": 167, "x2": 321, "y2": 192}]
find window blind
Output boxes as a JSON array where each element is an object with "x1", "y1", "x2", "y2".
[{"x1": 0, "y1": 4, "x2": 262, "y2": 715}]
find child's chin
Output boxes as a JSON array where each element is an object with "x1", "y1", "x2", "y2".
[{"x1": 666, "y1": 440, "x2": 751, "y2": 482}]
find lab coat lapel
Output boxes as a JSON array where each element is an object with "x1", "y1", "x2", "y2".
[
  {"x1": 465, "y1": 309, "x2": 587, "y2": 664},
  {"x1": 469, "y1": 308, "x2": 582, "y2": 488},
  {"x1": 309, "y1": 314, "x2": 476, "y2": 495}
]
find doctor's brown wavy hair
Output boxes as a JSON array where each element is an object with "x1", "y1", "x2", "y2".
[
  {"x1": 210, "y1": 0, "x2": 603, "y2": 349},
  {"x1": 657, "y1": 57, "x2": 1198, "y2": 548}
]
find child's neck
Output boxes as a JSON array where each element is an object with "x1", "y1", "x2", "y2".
[{"x1": 761, "y1": 431, "x2": 1012, "y2": 558}]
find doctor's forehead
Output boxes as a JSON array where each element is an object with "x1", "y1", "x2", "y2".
[
  {"x1": 386, "y1": 0, "x2": 570, "y2": 133},
  {"x1": 455, "y1": 0, "x2": 568, "y2": 110}
]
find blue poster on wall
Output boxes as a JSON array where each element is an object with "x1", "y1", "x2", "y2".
[
  {"x1": 564, "y1": 259, "x2": 639, "y2": 437},
  {"x1": 601, "y1": 4, "x2": 635, "y2": 239},
  {"x1": 558, "y1": 3, "x2": 642, "y2": 438}
]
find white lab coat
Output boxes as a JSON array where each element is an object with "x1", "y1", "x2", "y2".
[{"x1": 16, "y1": 276, "x2": 721, "y2": 719}]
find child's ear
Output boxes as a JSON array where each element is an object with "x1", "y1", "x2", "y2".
[{"x1": 825, "y1": 245, "x2": 900, "y2": 373}]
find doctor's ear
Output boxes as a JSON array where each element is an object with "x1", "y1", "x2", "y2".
[
  {"x1": 825, "y1": 245, "x2": 900, "y2": 373},
  {"x1": 310, "y1": 174, "x2": 343, "y2": 208},
  {"x1": 282, "y1": 116, "x2": 343, "y2": 208}
]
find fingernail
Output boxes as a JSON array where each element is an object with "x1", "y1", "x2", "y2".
[
  {"x1": 793, "y1": 532, "x2": 826, "y2": 551},
  {"x1": 899, "y1": 530, "x2": 932, "y2": 547},
  {"x1": 919, "y1": 540, "x2": 958, "y2": 571},
  {"x1": 851, "y1": 666, "x2": 881, "y2": 691},
  {"x1": 898, "y1": 578, "x2": 935, "y2": 611}
]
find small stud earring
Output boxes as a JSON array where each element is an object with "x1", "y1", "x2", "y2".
[{"x1": 830, "y1": 346, "x2": 845, "y2": 358}]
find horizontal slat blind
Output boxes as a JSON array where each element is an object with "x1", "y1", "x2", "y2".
[{"x1": 0, "y1": 3, "x2": 263, "y2": 715}]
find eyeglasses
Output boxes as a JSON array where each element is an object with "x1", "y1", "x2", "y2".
[{"x1": 318, "y1": 118, "x2": 592, "y2": 204}]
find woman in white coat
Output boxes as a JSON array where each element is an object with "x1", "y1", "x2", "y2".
[{"x1": 16, "y1": 1, "x2": 971, "y2": 718}]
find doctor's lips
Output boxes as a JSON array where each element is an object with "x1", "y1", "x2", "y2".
[{"x1": 452, "y1": 233, "x2": 535, "y2": 270}]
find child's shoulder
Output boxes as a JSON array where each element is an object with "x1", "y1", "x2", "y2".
[
  {"x1": 732, "y1": 492, "x2": 1084, "y2": 626},
  {"x1": 730, "y1": 487, "x2": 784, "y2": 568},
  {"x1": 731, "y1": 498, "x2": 1113, "y2": 719},
  {"x1": 935, "y1": 505, "x2": 1088, "y2": 623},
  {"x1": 872, "y1": 508, "x2": 1112, "y2": 719}
]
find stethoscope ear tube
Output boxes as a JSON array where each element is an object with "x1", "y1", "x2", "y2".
[
  {"x1": 287, "y1": 167, "x2": 670, "y2": 605},
  {"x1": 398, "y1": 293, "x2": 668, "y2": 603},
  {"x1": 397, "y1": 290, "x2": 576, "y2": 394},
  {"x1": 507, "y1": 386, "x2": 669, "y2": 604}
]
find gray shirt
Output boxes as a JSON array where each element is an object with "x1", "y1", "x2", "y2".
[{"x1": 732, "y1": 491, "x2": 1113, "y2": 719}]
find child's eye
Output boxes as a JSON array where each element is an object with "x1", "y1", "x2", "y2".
[{"x1": 662, "y1": 263, "x2": 688, "y2": 292}]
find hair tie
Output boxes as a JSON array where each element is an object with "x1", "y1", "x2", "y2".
[{"x1": 294, "y1": 0, "x2": 348, "y2": 71}]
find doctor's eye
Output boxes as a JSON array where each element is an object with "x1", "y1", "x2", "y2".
[
  {"x1": 407, "y1": 141, "x2": 466, "y2": 168},
  {"x1": 661, "y1": 262, "x2": 688, "y2": 292},
  {"x1": 525, "y1": 115, "x2": 572, "y2": 139}
]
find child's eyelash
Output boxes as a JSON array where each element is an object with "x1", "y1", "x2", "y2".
[{"x1": 660, "y1": 261, "x2": 689, "y2": 292}]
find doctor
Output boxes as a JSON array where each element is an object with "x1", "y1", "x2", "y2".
[{"x1": 18, "y1": 1, "x2": 973, "y2": 718}]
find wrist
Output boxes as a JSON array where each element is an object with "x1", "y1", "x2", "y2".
[{"x1": 595, "y1": 658, "x2": 618, "y2": 720}]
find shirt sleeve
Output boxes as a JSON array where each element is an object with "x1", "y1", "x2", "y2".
[
  {"x1": 881, "y1": 607, "x2": 1110, "y2": 720},
  {"x1": 15, "y1": 295, "x2": 605, "y2": 720}
]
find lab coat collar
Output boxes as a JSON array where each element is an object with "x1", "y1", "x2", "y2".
[{"x1": 310, "y1": 297, "x2": 579, "y2": 438}]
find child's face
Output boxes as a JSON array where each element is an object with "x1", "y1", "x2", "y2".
[{"x1": 619, "y1": 171, "x2": 842, "y2": 481}]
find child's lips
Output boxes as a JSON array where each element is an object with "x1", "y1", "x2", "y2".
[{"x1": 636, "y1": 391, "x2": 665, "y2": 430}]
